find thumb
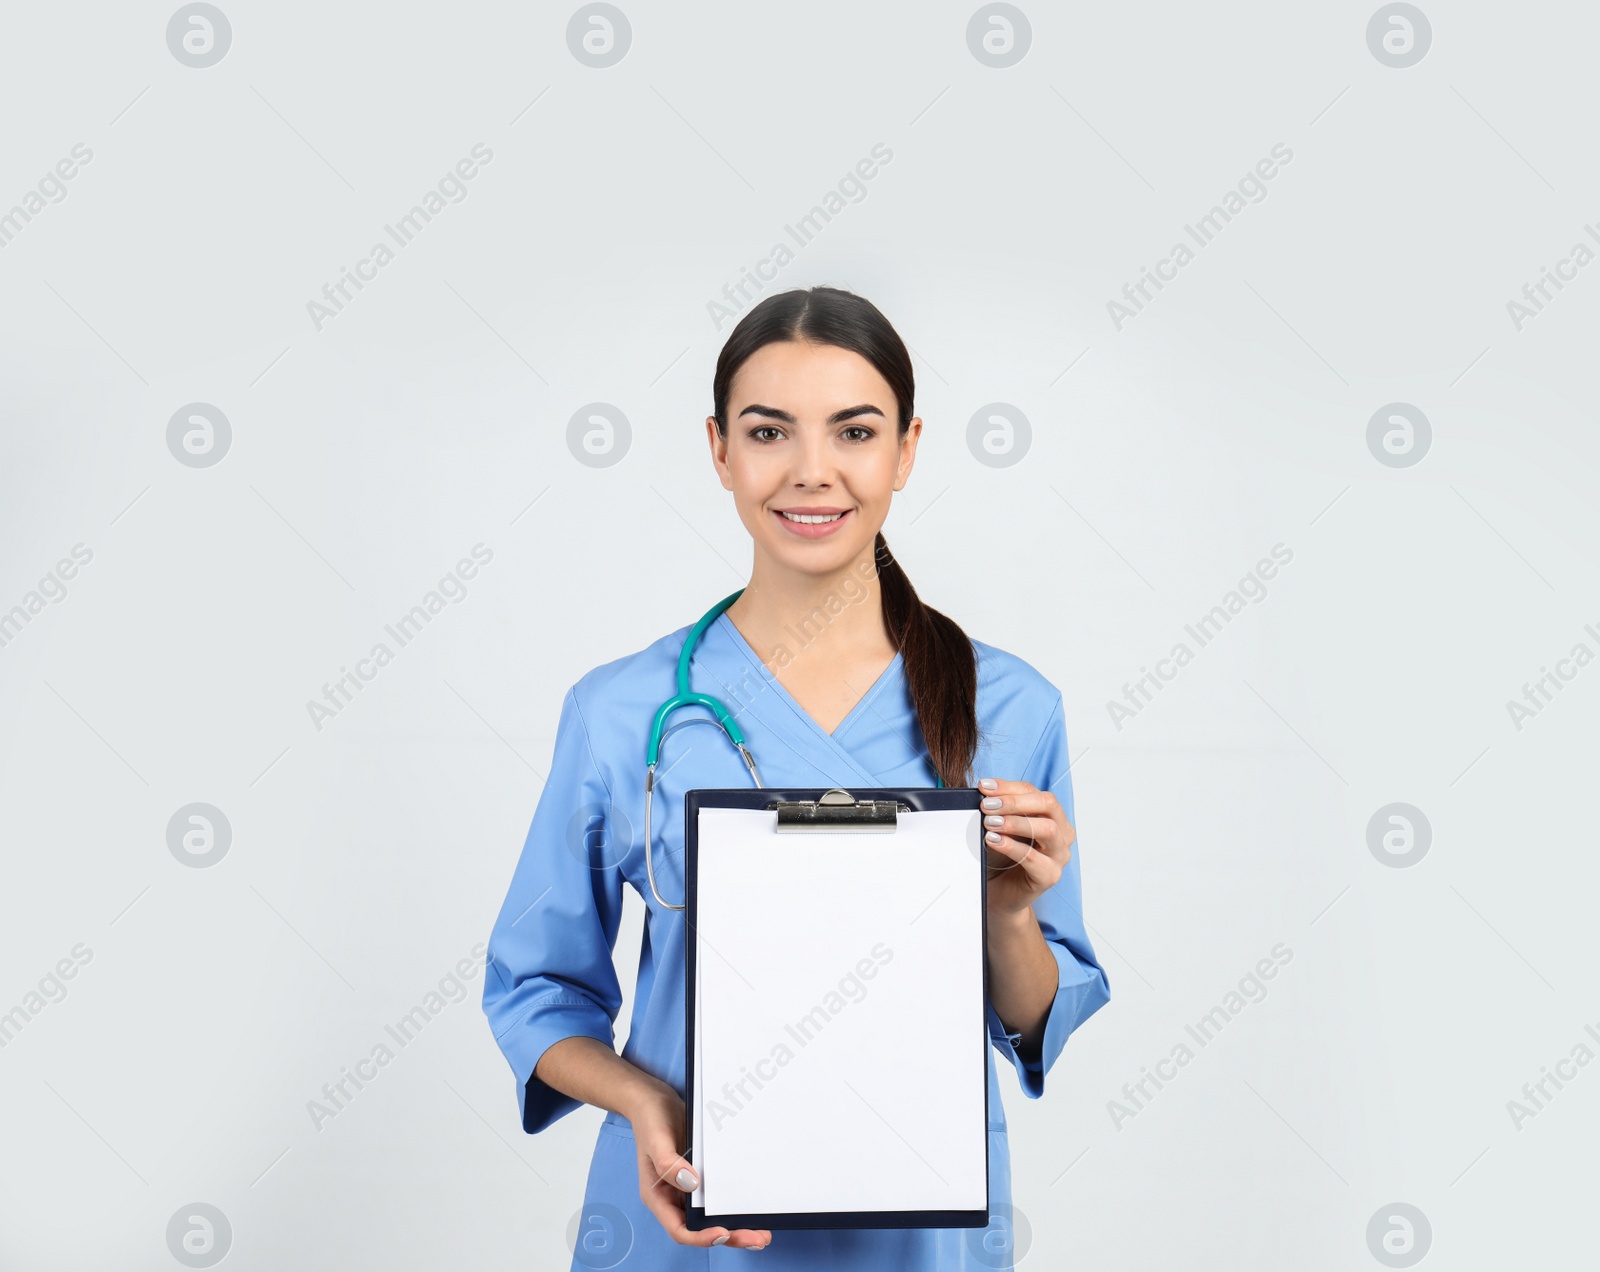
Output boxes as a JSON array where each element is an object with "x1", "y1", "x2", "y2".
[{"x1": 641, "y1": 1132, "x2": 700, "y2": 1194}]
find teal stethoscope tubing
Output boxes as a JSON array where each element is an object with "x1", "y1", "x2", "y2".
[
  {"x1": 645, "y1": 590, "x2": 759, "y2": 910},
  {"x1": 643, "y1": 589, "x2": 942, "y2": 911}
]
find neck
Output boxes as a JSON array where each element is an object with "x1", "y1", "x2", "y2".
[{"x1": 725, "y1": 540, "x2": 891, "y2": 671}]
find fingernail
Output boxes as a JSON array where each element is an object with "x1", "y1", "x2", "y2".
[
  {"x1": 981, "y1": 797, "x2": 1000, "y2": 810},
  {"x1": 984, "y1": 814, "x2": 1003, "y2": 828},
  {"x1": 979, "y1": 778, "x2": 997, "y2": 791},
  {"x1": 676, "y1": 1167, "x2": 698, "y2": 1190},
  {"x1": 986, "y1": 831, "x2": 1002, "y2": 845},
  {"x1": 712, "y1": 1235, "x2": 729, "y2": 1246}
]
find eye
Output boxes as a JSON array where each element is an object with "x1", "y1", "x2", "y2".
[
  {"x1": 841, "y1": 425, "x2": 876, "y2": 442},
  {"x1": 747, "y1": 425, "x2": 785, "y2": 443}
]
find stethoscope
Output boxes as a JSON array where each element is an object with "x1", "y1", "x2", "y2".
[
  {"x1": 643, "y1": 589, "x2": 942, "y2": 911},
  {"x1": 644, "y1": 590, "x2": 761, "y2": 911}
]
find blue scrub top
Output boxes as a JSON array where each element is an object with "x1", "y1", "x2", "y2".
[{"x1": 482, "y1": 612, "x2": 1110, "y2": 1270}]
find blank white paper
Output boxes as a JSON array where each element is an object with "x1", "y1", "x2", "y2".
[{"x1": 690, "y1": 806, "x2": 988, "y2": 1218}]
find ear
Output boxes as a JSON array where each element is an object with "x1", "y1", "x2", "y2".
[
  {"x1": 706, "y1": 416, "x2": 734, "y2": 491},
  {"x1": 892, "y1": 417, "x2": 923, "y2": 491}
]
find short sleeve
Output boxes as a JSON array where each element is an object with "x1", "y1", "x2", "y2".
[
  {"x1": 986, "y1": 692, "x2": 1111, "y2": 1097},
  {"x1": 482, "y1": 687, "x2": 628, "y2": 1134}
]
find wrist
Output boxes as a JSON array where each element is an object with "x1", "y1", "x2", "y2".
[
  {"x1": 616, "y1": 1067, "x2": 676, "y2": 1123},
  {"x1": 987, "y1": 899, "x2": 1037, "y2": 938}
]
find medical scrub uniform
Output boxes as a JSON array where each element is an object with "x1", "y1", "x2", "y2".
[{"x1": 482, "y1": 612, "x2": 1110, "y2": 1269}]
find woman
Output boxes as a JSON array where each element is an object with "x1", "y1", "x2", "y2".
[{"x1": 482, "y1": 286, "x2": 1110, "y2": 1268}]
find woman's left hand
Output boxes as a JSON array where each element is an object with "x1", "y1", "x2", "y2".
[{"x1": 978, "y1": 778, "x2": 1075, "y2": 918}]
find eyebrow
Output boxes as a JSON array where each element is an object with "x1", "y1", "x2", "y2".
[{"x1": 736, "y1": 403, "x2": 887, "y2": 425}]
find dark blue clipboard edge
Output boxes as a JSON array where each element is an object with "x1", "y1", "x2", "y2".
[{"x1": 683, "y1": 786, "x2": 990, "y2": 1232}]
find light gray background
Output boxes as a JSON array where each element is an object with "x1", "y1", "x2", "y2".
[{"x1": 2, "y1": 1, "x2": 1596, "y2": 1268}]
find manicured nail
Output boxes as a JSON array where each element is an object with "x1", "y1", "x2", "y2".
[
  {"x1": 712, "y1": 1235, "x2": 729, "y2": 1246},
  {"x1": 979, "y1": 778, "x2": 997, "y2": 791},
  {"x1": 984, "y1": 814, "x2": 1003, "y2": 828},
  {"x1": 981, "y1": 797, "x2": 1000, "y2": 810},
  {"x1": 676, "y1": 1168, "x2": 698, "y2": 1190},
  {"x1": 986, "y1": 831, "x2": 1002, "y2": 845}
]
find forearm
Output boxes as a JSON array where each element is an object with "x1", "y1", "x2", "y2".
[
  {"x1": 986, "y1": 905, "x2": 1059, "y2": 1060},
  {"x1": 534, "y1": 1035, "x2": 673, "y2": 1122}
]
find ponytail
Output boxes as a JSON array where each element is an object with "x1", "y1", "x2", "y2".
[
  {"x1": 875, "y1": 532, "x2": 977, "y2": 788},
  {"x1": 713, "y1": 286, "x2": 980, "y2": 788}
]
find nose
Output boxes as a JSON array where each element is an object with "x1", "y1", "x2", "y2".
[{"x1": 790, "y1": 428, "x2": 834, "y2": 489}]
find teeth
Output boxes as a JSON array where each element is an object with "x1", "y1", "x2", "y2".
[{"x1": 781, "y1": 511, "x2": 844, "y2": 524}]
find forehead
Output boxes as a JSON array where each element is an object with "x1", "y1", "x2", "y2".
[{"x1": 728, "y1": 341, "x2": 893, "y2": 410}]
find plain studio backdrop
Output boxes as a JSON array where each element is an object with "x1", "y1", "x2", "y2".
[{"x1": 1, "y1": 1, "x2": 1596, "y2": 1268}]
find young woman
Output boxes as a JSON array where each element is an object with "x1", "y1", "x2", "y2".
[{"x1": 482, "y1": 287, "x2": 1110, "y2": 1269}]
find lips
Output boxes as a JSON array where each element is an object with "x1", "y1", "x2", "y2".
[{"x1": 773, "y1": 508, "x2": 852, "y2": 539}]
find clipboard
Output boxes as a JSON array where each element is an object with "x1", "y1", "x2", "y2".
[{"x1": 683, "y1": 786, "x2": 991, "y2": 1232}]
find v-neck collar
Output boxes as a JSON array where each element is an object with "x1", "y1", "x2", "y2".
[{"x1": 708, "y1": 611, "x2": 904, "y2": 781}]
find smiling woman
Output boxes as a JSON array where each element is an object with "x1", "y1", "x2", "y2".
[
  {"x1": 705, "y1": 294, "x2": 978, "y2": 764},
  {"x1": 482, "y1": 286, "x2": 1110, "y2": 1270}
]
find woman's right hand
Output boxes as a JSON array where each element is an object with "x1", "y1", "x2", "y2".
[{"x1": 626, "y1": 1080, "x2": 771, "y2": 1251}]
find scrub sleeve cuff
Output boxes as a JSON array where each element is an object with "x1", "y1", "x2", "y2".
[
  {"x1": 988, "y1": 938, "x2": 1097, "y2": 1099},
  {"x1": 497, "y1": 992, "x2": 617, "y2": 1134}
]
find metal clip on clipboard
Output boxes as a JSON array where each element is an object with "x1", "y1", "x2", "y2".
[{"x1": 766, "y1": 787, "x2": 910, "y2": 833}]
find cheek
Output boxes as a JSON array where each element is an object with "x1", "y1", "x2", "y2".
[
  {"x1": 852, "y1": 448, "x2": 902, "y2": 494},
  {"x1": 725, "y1": 450, "x2": 782, "y2": 503}
]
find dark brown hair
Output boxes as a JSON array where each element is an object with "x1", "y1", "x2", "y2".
[{"x1": 711, "y1": 286, "x2": 978, "y2": 787}]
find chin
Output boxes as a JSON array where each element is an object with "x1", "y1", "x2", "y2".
[{"x1": 767, "y1": 535, "x2": 870, "y2": 575}]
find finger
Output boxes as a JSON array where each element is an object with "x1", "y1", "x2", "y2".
[
  {"x1": 984, "y1": 829, "x2": 1061, "y2": 883},
  {"x1": 639, "y1": 1179, "x2": 730, "y2": 1248},
  {"x1": 648, "y1": 1148, "x2": 699, "y2": 1195},
  {"x1": 979, "y1": 786, "x2": 1063, "y2": 820},
  {"x1": 983, "y1": 812, "x2": 1071, "y2": 862},
  {"x1": 644, "y1": 1186, "x2": 770, "y2": 1250},
  {"x1": 640, "y1": 1150, "x2": 771, "y2": 1249},
  {"x1": 977, "y1": 778, "x2": 1038, "y2": 797},
  {"x1": 638, "y1": 1141, "x2": 722, "y2": 1245}
]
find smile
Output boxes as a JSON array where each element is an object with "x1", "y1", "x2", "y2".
[{"x1": 773, "y1": 508, "x2": 852, "y2": 538}]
